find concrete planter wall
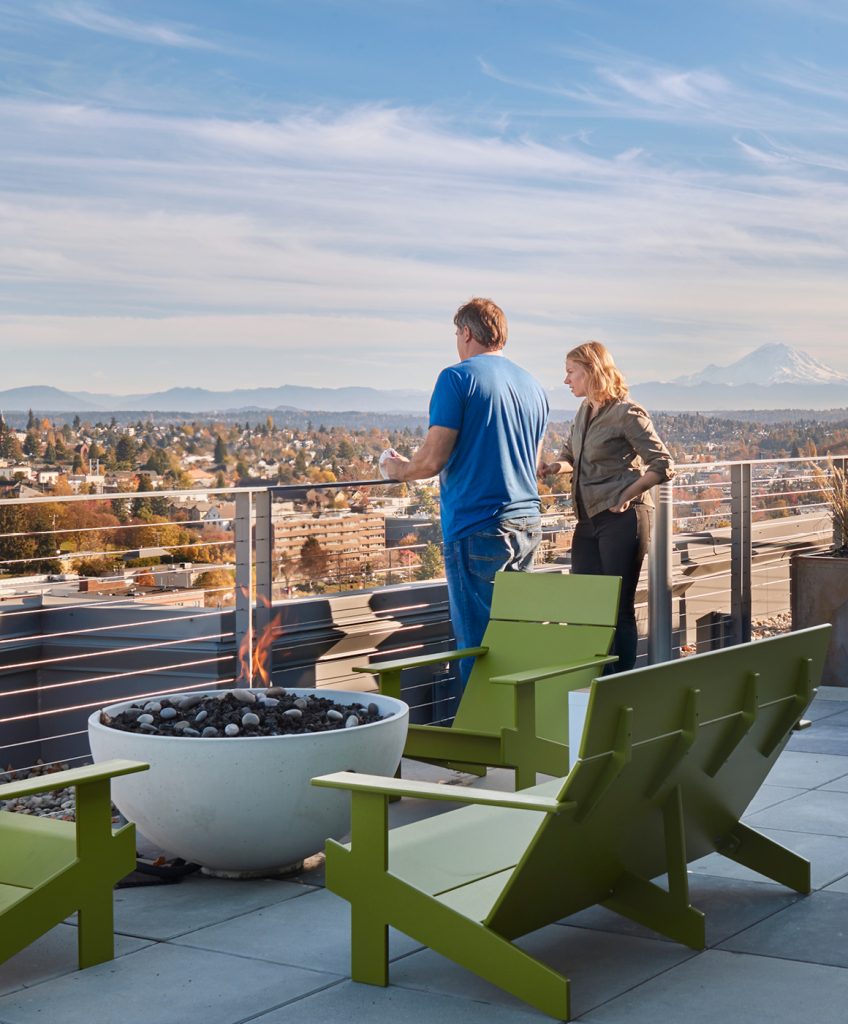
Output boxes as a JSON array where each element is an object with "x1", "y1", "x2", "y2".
[
  {"x1": 791, "y1": 553, "x2": 848, "y2": 686},
  {"x1": 88, "y1": 687, "x2": 409, "y2": 874}
]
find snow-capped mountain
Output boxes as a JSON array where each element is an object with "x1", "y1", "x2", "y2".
[{"x1": 673, "y1": 343, "x2": 848, "y2": 387}]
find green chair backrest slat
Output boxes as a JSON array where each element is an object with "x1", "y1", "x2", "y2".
[
  {"x1": 489, "y1": 572, "x2": 621, "y2": 627},
  {"x1": 576, "y1": 627, "x2": 828, "y2": 761},
  {"x1": 452, "y1": 620, "x2": 615, "y2": 741}
]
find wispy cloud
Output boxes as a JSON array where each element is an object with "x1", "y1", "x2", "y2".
[
  {"x1": 596, "y1": 67, "x2": 729, "y2": 109},
  {"x1": 42, "y1": 1, "x2": 225, "y2": 51},
  {"x1": 481, "y1": 47, "x2": 848, "y2": 135},
  {"x1": 1, "y1": 94, "x2": 847, "y2": 387}
]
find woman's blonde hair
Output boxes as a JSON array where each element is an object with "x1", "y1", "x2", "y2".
[{"x1": 566, "y1": 340, "x2": 629, "y2": 405}]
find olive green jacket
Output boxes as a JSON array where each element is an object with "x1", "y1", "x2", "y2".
[{"x1": 560, "y1": 398, "x2": 674, "y2": 520}]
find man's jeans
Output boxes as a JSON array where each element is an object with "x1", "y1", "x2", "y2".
[{"x1": 443, "y1": 516, "x2": 543, "y2": 695}]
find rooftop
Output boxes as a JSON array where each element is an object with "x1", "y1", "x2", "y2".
[{"x1": 2, "y1": 686, "x2": 848, "y2": 1024}]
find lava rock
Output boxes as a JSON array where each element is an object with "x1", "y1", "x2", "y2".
[{"x1": 101, "y1": 689, "x2": 387, "y2": 738}]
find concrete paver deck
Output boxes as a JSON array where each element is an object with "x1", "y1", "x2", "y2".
[{"x1": 1, "y1": 686, "x2": 847, "y2": 1023}]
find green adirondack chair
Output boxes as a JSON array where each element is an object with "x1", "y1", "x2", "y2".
[
  {"x1": 315, "y1": 624, "x2": 831, "y2": 1021},
  {"x1": 0, "y1": 758, "x2": 149, "y2": 970},
  {"x1": 354, "y1": 571, "x2": 621, "y2": 788}
]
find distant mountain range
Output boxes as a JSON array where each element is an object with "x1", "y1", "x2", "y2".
[
  {"x1": 0, "y1": 384, "x2": 432, "y2": 415},
  {"x1": 2, "y1": 344, "x2": 847, "y2": 415}
]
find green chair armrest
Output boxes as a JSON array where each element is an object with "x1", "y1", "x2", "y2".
[
  {"x1": 489, "y1": 655, "x2": 618, "y2": 687},
  {"x1": 312, "y1": 771, "x2": 567, "y2": 814},
  {"x1": 352, "y1": 647, "x2": 488, "y2": 676},
  {"x1": 0, "y1": 759, "x2": 149, "y2": 801}
]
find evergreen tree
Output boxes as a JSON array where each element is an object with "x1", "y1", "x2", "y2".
[
  {"x1": 132, "y1": 475, "x2": 153, "y2": 517},
  {"x1": 23, "y1": 430, "x2": 40, "y2": 457},
  {"x1": 111, "y1": 498, "x2": 130, "y2": 523},
  {"x1": 414, "y1": 542, "x2": 444, "y2": 581},
  {"x1": 0, "y1": 504, "x2": 32, "y2": 571},
  {"x1": 214, "y1": 435, "x2": 228, "y2": 466},
  {"x1": 115, "y1": 435, "x2": 137, "y2": 468},
  {"x1": 0, "y1": 427, "x2": 24, "y2": 462},
  {"x1": 31, "y1": 507, "x2": 61, "y2": 574}
]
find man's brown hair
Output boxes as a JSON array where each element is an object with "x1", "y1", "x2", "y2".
[{"x1": 453, "y1": 298, "x2": 508, "y2": 351}]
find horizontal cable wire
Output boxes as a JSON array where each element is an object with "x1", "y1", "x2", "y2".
[
  {"x1": 0, "y1": 630, "x2": 235, "y2": 681},
  {"x1": 1, "y1": 673, "x2": 237, "y2": 724},
  {"x1": 0, "y1": 607, "x2": 227, "y2": 645}
]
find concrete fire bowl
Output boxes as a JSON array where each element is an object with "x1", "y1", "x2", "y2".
[{"x1": 88, "y1": 687, "x2": 409, "y2": 874}]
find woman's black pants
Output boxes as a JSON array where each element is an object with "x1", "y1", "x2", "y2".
[{"x1": 570, "y1": 505, "x2": 652, "y2": 672}]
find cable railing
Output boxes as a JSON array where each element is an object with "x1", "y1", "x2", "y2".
[
  {"x1": 1, "y1": 455, "x2": 844, "y2": 774},
  {"x1": 647, "y1": 455, "x2": 842, "y2": 660}
]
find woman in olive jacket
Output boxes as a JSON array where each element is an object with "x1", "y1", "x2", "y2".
[{"x1": 542, "y1": 341, "x2": 674, "y2": 672}]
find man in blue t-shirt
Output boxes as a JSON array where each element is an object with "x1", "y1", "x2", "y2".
[{"x1": 383, "y1": 297, "x2": 549, "y2": 686}]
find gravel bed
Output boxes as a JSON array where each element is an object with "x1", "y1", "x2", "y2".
[
  {"x1": 751, "y1": 613, "x2": 792, "y2": 639},
  {"x1": 101, "y1": 686, "x2": 388, "y2": 738},
  {"x1": 0, "y1": 761, "x2": 81, "y2": 821}
]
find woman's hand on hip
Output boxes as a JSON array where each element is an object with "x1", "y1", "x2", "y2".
[{"x1": 608, "y1": 498, "x2": 632, "y2": 513}]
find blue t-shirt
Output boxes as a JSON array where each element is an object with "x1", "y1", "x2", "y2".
[{"x1": 429, "y1": 354, "x2": 549, "y2": 542}]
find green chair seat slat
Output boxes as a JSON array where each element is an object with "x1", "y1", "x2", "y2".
[
  {"x1": 436, "y1": 868, "x2": 515, "y2": 922},
  {"x1": 0, "y1": 811, "x2": 77, "y2": 887},
  {"x1": 0, "y1": 883, "x2": 29, "y2": 914},
  {"x1": 387, "y1": 798, "x2": 548, "y2": 896}
]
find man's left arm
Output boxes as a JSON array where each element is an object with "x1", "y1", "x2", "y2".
[{"x1": 383, "y1": 426, "x2": 458, "y2": 482}]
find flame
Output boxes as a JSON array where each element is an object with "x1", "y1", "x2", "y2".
[{"x1": 236, "y1": 590, "x2": 283, "y2": 687}]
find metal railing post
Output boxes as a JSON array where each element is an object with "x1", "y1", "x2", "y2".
[
  {"x1": 234, "y1": 491, "x2": 253, "y2": 684},
  {"x1": 648, "y1": 480, "x2": 673, "y2": 663},
  {"x1": 833, "y1": 457, "x2": 847, "y2": 550},
  {"x1": 254, "y1": 489, "x2": 273, "y2": 638},
  {"x1": 730, "y1": 462, "x2": 752, "y2": 646}
]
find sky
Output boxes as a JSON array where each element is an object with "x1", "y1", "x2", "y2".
[{"x1": 1, "y1": 0, "x2": 847, "y2": 395}]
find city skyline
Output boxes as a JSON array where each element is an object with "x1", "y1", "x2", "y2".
[{"x1": 1, "y1": 0, "x2": 847, "y2": 392}]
